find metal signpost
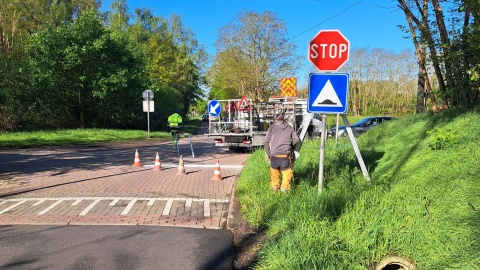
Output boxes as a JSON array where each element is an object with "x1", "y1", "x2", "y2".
[
  {"x1": 143, "y1": 89, "x2": 154, "y2": 138},
  {"x1": 307, "y1": 29, "x2": 369, "y2": 194}
]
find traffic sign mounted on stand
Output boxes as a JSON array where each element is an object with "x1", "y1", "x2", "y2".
[
  {"x1": 307, "y1": 73, "x2": 349, "y2": 114},
  {"x1": 208, "y1": 100, "x2": 221, "y2": 117},
  {"x1": 309, "y1": 30, "x2": 350, "y2": 72},
  {"x1": 307, "y1": 30, "x2": 369, "y2": 194}
]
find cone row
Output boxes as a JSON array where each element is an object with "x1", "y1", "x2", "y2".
[{"x1": 132, "y1": 150, "x2": 222, "y2": 180}]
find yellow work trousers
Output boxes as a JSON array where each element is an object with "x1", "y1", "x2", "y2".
[
  {"x1": 269, "y1": 155, "x2": 293, "y2": 191},
  {"x1": 270, "y1": 168, "x2": 293, "y2": 191}
]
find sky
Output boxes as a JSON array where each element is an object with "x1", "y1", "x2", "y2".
[{"x1": 100, "y1": 0, "x2": 413, "y2": 88}]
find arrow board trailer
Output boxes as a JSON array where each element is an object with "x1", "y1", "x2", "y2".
[{"x1": 204, "y1": 98, "x2": 326, "y2": 152}]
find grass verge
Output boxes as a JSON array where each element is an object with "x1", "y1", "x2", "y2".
[
  {"x1": 0, "y1": 120, "x2": 201, "y2": 148},
  {"x1": 236, "y1": 107, "x2": 480, "y2": 269}
]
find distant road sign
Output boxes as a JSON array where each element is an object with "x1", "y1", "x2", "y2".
[
  {"x1": 208, "y1": 100, "x2": 221, "y2": 117},
  {"x1": 307, "y1": 73, "x2": 349, "y2": 114},
  {"x1": 309, "y1": 30, "x2": 350, "y2": 72}
]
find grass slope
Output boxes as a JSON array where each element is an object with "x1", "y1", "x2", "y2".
[
  {"x1": 236, "y1": 108, "x2": 480, "y2": 269},
  {"x1": 0, "y1": 119, "x2": 201, "y2": 148}
]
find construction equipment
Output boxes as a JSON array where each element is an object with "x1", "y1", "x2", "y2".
[{"x1": 204, "y1": 96, "x2": 326, "y2": 152}]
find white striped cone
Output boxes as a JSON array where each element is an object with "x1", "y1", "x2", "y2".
[
  {"x1": 153, "y1": 152, "x2": 161, "y2": 170},
  {"x1": 177, "y1": 155, "x2": 186, "y2": 175},
  {"x1": 132, "y1": 149, "x2": 141, "y2": 167},
  {"x1": 211, "y1": 159, "x2": 222, "y2": 180}
]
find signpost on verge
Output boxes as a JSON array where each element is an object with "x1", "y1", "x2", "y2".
[
  {"x1": 307, "y1": 29, "x2": 369, "y2": 193},
  {"x1": 143, "y1": 89, "x2": 154, "y2": 138}
]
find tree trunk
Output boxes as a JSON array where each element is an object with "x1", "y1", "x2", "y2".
[
  {"x1": 398, "y1": 0, "x2": 439, "y2": 111},
  {"x1": 416, "y1": 64, "x2": 426, "y2": 113}
]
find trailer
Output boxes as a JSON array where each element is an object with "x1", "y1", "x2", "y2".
[{"x1": 204, "y1": 97, "x2": 326, "y2": 152}]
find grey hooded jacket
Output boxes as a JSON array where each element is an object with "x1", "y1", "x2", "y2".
[{"x1": 264, "y1": 121, "x2": 300, "y2": 157}]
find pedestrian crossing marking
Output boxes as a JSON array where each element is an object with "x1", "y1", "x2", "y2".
[{"x1": 0, "y1": 197, "x2": 229, "y2": 218}]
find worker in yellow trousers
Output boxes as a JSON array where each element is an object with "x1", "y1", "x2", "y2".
[{"x1": 264, "y1": 113, "x2": 300, "y2": 192}]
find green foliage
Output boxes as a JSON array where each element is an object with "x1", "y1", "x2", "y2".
[
  {"x1": 237, "y1": 107, "x2": 480, "y2": 269},
  {"x1": 0, "y1": 2, "x2": 207, "y2": 132},
  {"x1": 209, "y1": 10, "x2": 299, "y2": 101},
  {"x1": 27, "y1": 10, "x2": 144, "y2": 129},
  {"x1": 426, "y1": 128, "x2": 457, "y2": 150}
]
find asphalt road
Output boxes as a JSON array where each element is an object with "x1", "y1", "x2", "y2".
[{"x1": 0, "y1": 224, "x2": 233, "y2": 270}]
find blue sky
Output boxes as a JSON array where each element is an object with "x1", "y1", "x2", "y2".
[{"x1": 100, "y1": 0, "x2": 413, "y2": 88}]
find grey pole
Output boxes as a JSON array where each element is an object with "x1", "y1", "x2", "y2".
[
  {"x1": 147, "y1": 92, "x2": 151, "y2": 139},
  {"x1": 318, "y1": 114, "x2": 327, "y2": 193},
  {"x1": 341, "y1": 114, "x2": 370, "y2": 181}
]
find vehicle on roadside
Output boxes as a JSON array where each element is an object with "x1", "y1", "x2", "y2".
[
  {"x1": 204, "y1": 96, "x2": 325, "y2": 152},
  {"x1": 202, "y1": 114, "x2": 209, "y2": 121},
  {"x1": 328, "y1": 116, "x2": 396, "y2": 138}
]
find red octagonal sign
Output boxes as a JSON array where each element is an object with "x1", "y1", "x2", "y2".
[{"x1": 309, "y1": 30, "x2": 350, "y2": 72}]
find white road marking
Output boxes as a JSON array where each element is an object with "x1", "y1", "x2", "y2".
[
  {"x1": 142, "y1": 163, "x2": 243, "y2": 169},
  {"x1": 109, "y1": 198, "x2": 120, "y2": 206},
  {"x1": 185, "y1": 198, "x2": 192, "y2": 208},
  {"x1": 38, "y1": 199, "x2": 65, "y2": 215},
  {"x1": 0, "y1": 197, "x2": 229, "y2": 218},
  {"x1": 162, "y1": 199, "x2": 173, "y2": 216},
  {"x1": 147, "y1": 199, "x2": 156, "y2": 206},
  {"x1": 32, "y1": 199, "x2": 46, "y2": 206},
  {"x1": 204, "y1": 200, "x2": 210, "y2": 217},
  {"x1": 79, "y1": 198, "x2": 102, "y2": 216},
  {"x1": 0, "y1": 200, "x2": 26, "y2": 214},
  {"x1": 72, "y1": 199, "x2": 83, "y2": 205},
  {"x1": 121, "y1": 199, "x2": 138, "y2": 215}
]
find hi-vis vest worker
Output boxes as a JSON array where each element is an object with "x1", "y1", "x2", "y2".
[
  {"x1": 264, "y1": 113, "x2": 300, "y2": 193},
  {"x1": 168, "y1": 111, "x2": 183, "y2": 133}
]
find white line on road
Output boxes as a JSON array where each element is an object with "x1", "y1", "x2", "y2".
[
  {"x1": 162, "y1": 199, "x2": 173, "y2": 216},
  {"x1": 142, "y1": 163, "x2": 243, "y2": 169},
  {"x1": 32, "y1": 199, "x2": 46, "y2": 206},
  {"x1": 0, "y1": 197, "x2": 229, "y2": 218},
  {"x1": 121, "y1": 199, "x2": 138, "y2": 215},
  {"x1": 79, "y1": 199, "x2": 102, "y2": 216},
  {"x1": 204, "y1": 200, "x2": 210, "y2": 217},
  {"x1": 0, "y1": 200, "x2": 26, "y2": 214},
  {"x1": 38, "y1": 199, "x2": 65, "y2": 215}
]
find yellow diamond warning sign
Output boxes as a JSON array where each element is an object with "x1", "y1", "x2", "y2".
[{"x1": 280, "y1": 77, "x2": 297, "y2": 97}]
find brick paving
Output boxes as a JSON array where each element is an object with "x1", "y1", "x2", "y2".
[{"x1": 0, "y1": 123, "x2": 249, "y2": 229}]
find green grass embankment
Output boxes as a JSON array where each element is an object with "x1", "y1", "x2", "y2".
[
  {"x1": 0, "y1": 119, "x2": 201, "y2": 148},
  {"x1": 236, "y1": 108, "x2": 480, "y2": 269}
]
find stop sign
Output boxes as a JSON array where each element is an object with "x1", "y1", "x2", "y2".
[{"x1": 309, "y1": 30, "x2": 350, "y2": 72}]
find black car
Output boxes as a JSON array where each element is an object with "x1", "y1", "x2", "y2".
[
  {"x1": 202, "y1": 114, "x2": 209, "y2": 121},
  {"x1": 328, "y1": 116, "x2": 396, "y2": 138}
]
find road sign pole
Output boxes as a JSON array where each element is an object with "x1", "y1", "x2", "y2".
[
  {"x1": 341, "y1": 114, "x2": 370, "y2": 181},
  {"x1": 143, "y1": 89, "x2": 154, "y2": 139},
  {"x1": 318, "y1": 114, "x2": 327, "y2": 193},
  {"x1": 335, "y1": 114, "x2": 340, "y2": 145},
  {"x1": 147, "y1": 92, "x2": 150, "y2": 139}
]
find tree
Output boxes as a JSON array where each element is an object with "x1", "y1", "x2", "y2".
[
  {"x1": 343, "y1": 48, "x2": 417, "y2": 116},
  {"x1": 211, "y1": 10, "x2": 300, "y2": 101},
  {"x1": 28, "y1": 10, "x2": 143, "y2": 128},
  {"x1": 397, "y1": 0, "x2": 480, "y2": 109}
]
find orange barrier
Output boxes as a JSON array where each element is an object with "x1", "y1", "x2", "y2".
[
  {"x1": 132, "y1": 149, "x2": 142, "y2": 167},
  {"x1": 177, "y1": 155, "x2": 186, "y2": 175},
  {"x1": 153, "y1": 152, "x2": 161, "y2": 170},
  {"x1": 211, "y1": 159, "x2": 222, "y2": 180}
]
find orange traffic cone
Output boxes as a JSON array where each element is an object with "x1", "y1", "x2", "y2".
[
  {"x1": 211, "y1": 159, "x2": 222, "y2": 180},
  {"x1": 177, "y1": 155, "x2": 186, "y2": 175},
  {"x1": 132, "y1": 149, "x2": 142, "y2": 167},
  {"x1": 153, "y1": 152, "x2": 161, "y2": 170}
]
